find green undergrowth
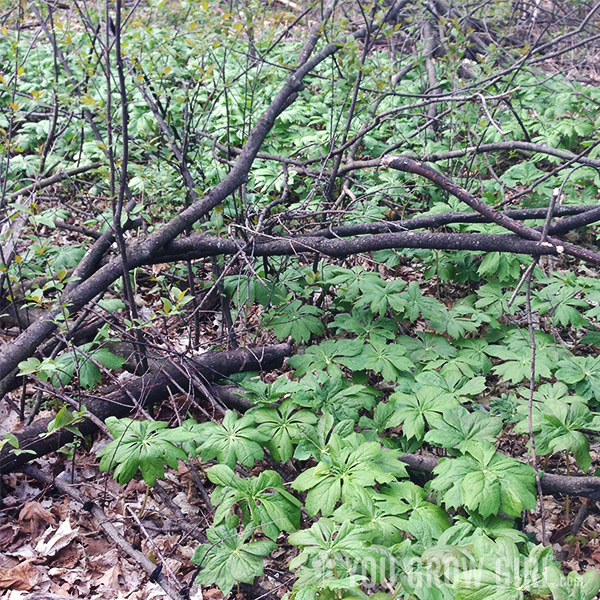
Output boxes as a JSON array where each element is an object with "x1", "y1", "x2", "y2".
[{"x1": 95, "y1": 257, "x2": 600, "y2": 599}]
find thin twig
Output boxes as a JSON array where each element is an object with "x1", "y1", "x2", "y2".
[{"x1": 21, "y1": 465, "x2": 184, "y2": 599}]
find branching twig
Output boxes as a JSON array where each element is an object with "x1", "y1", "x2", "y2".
[{"x1": 21, "y1": 465, "x2": 184, "y2": 600}]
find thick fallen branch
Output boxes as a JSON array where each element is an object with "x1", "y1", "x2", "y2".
[
  {"x1": 382, "y1": 155, "x2": 600, "y2": 265},
  {"x1": 0, "y1": 2, "x2": 406, "y2": 385},
  {"x1": 152, "y1": 231, "x2": 562, "y2": 263},
  {"x1": 400, "y1": 453, "x2": 600, "y2": 502},
  {"x1": 308, "y1": 205, "x2": 597, "y2": 238},
  {"x1": 0, "y1": 343, "x2": 291, "y2": 475}
]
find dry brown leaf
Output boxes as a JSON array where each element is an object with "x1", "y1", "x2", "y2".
[
  {"x1": 54, "y1": 566, "x2": 85, "y2": 586},
  {"x1": 3, "y1": 478, "x2": 39, "y2": 507},
  {"x1": 97, "y1": 564, "x2": 122, "y2": 589},
  {"x1": 0, "y1": 404, "x2": 19, "y2": 439},
  {"x1": 84, "y1": 536, "x2": 113, "y2": 557},
  {"x1": 35, "y1": 519, "x2": 78, "y2": 557},
  {"x1": 165, "y1": 557, "x2": 183, "y2": 577},
  {"x1": 188, "y1": 585, "x2": 204, "y2": 600},
  {"x1": 0, "y1": 557, "x2": 18, "y2": 570},
  {"x1": 119, "y1": 558, "x2": 144, "y2": 591},
  {"x1": 0, "y1": 524, "x2": 17, "y2": 548},
  {"x1": 151, "y1": 263, "x2": 167, "y2": 276},
  {"x1": 51, "y1": 543, "x2": 81, "y2": 569},
  {"x1": 0, "y1": 560, "x2": 41, "y2": 591},
  {"x1": 7, "y1": 544, "x2": 37, "y2": 560},
  {"x1": 51, "y1": 497, "x2": 71, "y2": 522},
  {"x1": 19, "y1": 502, "x2": 56, "y2": 536},
  {"x1": 172, "y1": 491, "x2": 196, "y2": 516},
  {"x1": 87, "y1": 549, "x2": 120, "y2": 579}
]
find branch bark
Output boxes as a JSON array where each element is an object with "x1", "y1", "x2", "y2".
[
  {"x1": 151, "y1": 231, "x2": 563, "y2": 263},
  {"x1": 382, "y1": 155, "x2": 600, "y2": 265},
  {"x1": 0, "y1": 1, "x2": 406, "y2": 384},
  {"x1": 0, "y1": 343, "x2": 291, "y2": 474},
  {"x1": 400, "y1": 453, "x2": 600, "y2": 501}
]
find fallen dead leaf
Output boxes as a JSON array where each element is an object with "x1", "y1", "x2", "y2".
[
  {"x1": 188, "y1": 585, "x2": 203, "y2": 600},
  {"x1": 119, "y1": 557, "x2": 145, "y2": 591},
  {"x1": 51, "y1": 497, "x2": 72, "y2": 522},
  {"x1": 51, "y1": 543, "x2": 81, "y2": 569},
  {"x1": 35, "y1": 519, "x2": 79, "y2": 558},
  {"x1": 0, "y1": 524, "x2": 17, "y2": 548},
  {"x1": 97, "y1": 564, "x2": 122, "y2": 589},
  {"x1": 54, "y1": 566, "x2": 85, "y2": 586},
  {"x1": 0, "y1": 557, "x2": 18, "y2": 570},
  {"x1": 3, "y1": 478, "x2": 39, "y2": 507},
  {"x1": 19, "y1": 502, "x2": 56, "y2": 537},
  {"x1": 0, "y1": 404, "x2": 19, "y2": 439},
  {"x1": 83, "y1": 536, "x2": 113, "y2": 557},
  {"x1": 7, "y1": 544, "x2": 37, "y2": 560},
  {"x1": 0, "y1": 560, "x2": 41, "y2": 591},
  {"x1": 172, "y1": 491, "x2": 196, "y2": 516}
]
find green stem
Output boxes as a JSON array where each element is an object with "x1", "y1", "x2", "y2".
[{"x1": 138, "y1": 484, "x2": 150, "y2": 519}]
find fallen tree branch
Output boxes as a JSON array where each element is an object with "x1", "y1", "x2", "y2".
[
  {"x1": 5, "y1": 161, "x2": 102, "y2": 200},
  {"x1": 400, "y1": 453, "x2": 600, "y2": 501},
  {"x1": 0, "y1": 1, "x2": 406, "y2": 384},
  {"x1": 0, "y1": 343, "x2": 291, "y2": 474},
  {"x1": 382, "y1": 155, "x2": 600, "y2": 265},
  {"x1": 307, "y1": 205, "x2": 597, "y2": 238},
  {"x1": 151, "y1": 231, "x2": 563, "y2": 263}
]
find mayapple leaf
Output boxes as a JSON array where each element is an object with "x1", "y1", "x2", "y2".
[
  {"x1": 292, "y1": 436, "x2": 406, "y2": 516},
  {"x1": 196, "y1": 410, "x2": 269, "y2": 468},
  {"x1": 424, "y1": 406, "x2": 502, "y2": 452},
  {"x1": 265, "y1": 299, "x2": 324, "y2": 343},
  {"x1": 431, "y1": 442, "x2": 536, "y2": 518},
  {"x1": 192, "y1": 523, "x2": 276, "y2": 595},
  {"x1": 389, "y1": 386, "x2": 459, "y2": 441},
  {"x1": 207, "y1": 464, "x2": 301, "y2": 540},
  {"x1": 252, "y1": 399, "x2": 318, "y2": 462},
  {"x1": 98, "y1": 417, "x2": 194, "y2": 486},
  {"x1": 545, "y1": 564, "x2": 600, "y2": 600}
]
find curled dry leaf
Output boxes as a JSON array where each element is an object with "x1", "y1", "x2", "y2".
[
  {"x1": 0, "y1": 560, "x2": 41, "y2": 591},
  {"x1": 8, "y1": 544, "x2": 37, "y2": 560},
  {"x1": 35, "y1": 519, "x2": 78, "y2": 558},
  {"x1": 96, "y1": 564, "x2": 122, "y2": 589},
  {"x1": 18, "y1": 502, "x2": 56, "y2": 536},
  {"x1": 0, "y1": 524, "x2": 17, "y2": 548}
]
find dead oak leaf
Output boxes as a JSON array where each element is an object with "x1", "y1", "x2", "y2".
[
  {"x1": 19, "y1": 502, "x2": 56, "y2": 537},
  {"x1": 0, "y1": 524, "x2": 17, "y2": 548},
  {"x1": 51, "y1": 543, "x2": 81, "y2": 569},
  {"x1": 97, "y1": 564, "x2": 123, "y2": 589},
  {"x1": 0, "y1": 559, "x2": 41, "y2": 591}
]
